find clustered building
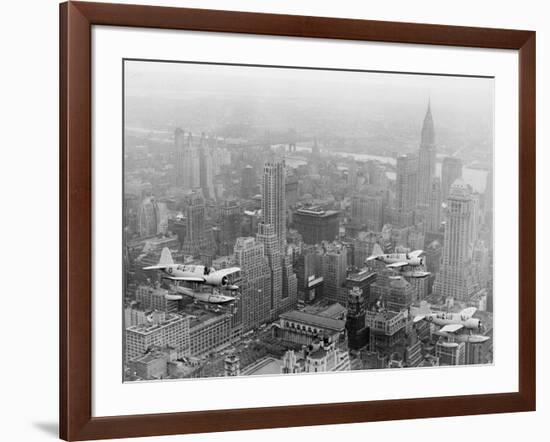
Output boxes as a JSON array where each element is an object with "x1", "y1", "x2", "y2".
[{"x1": 123, "y1": 99, "x2": 493, "y2": 379}]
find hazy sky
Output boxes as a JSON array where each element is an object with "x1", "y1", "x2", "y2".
[
  {"x1": 125, "y1": 59, "x2": 493, "y2": 106},
  {"x1": 124, "y1": 59, "x2": 494, "y2": 155}
]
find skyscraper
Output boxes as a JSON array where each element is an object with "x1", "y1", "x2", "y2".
[
  {"x1": 174, "y1": 129, "x2": 200, "y2": 190},
  {"x1": 433, "y1": 180, "x2": 478, "y2": 301},
  {"x1": 441, "y1": 156, "x2": 463, "y2": 201},
  {"x1": 395, "y1": 154, "x2": 417, "y2": 227},
  {"x1": 182, "y1": 192, "x2": 214, "y2": 258},
  {"x1": 234, "y1": 237, "x2": 272, "y2": 331},
  {"x1": 417, "y1": 101, "x2": 437, "y2": 206},
  {"x1": 240, "y1": 165, "x2": 256, "y2": 199},
  {"x1": 346, "y1": 286, "x2": 369, "y2": 351},
  {"x1": 219, "y1": 199, "x2": 241, "y2": 256},
  {"x1": 138, "y1": 197, "x2": 160, "y2": 237},
  {"x1": 294, "y1": 207, "x2": 340, "y2": 245},
  {"x1": 318, "y1": 242, "x2": 348, "y2": 304},
  {"x1": 261, "y1": 158, "x2": 287, "y2": 252},
  {"x1": 426, "y1": 177, "x2": 442, "y2": 233},
  {"x1": 351, "y1": 193, "x2": 385, "y2": 231},
  {"x1": 198, "y1": 133, "x2": 215, "y2": 200},
  {"x1": 386, "y1": 277, "x2": 414, "y2": 313},
  {"x1": 256, "y1": 222, "x2": 283, "y2": 315}
]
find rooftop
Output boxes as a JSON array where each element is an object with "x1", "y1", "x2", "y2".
[
  {"x1": 280, "y1": 310, "x2": 346, "y2": 331},
  {"x1": 242, "y1": 357, "x2": 283, "y2": 376}
]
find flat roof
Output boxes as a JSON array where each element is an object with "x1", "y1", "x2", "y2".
[
  {"x1": 280, "y1": 310, "x2": 345, "y2": 331},
  {"x1": 242, "y1": 357, "x2": 283, "y2": 376}
]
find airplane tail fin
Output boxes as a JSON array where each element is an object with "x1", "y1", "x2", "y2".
[
  {"x1": 143, "y1": 247, "x2": 174, "y2": 270},
  {"x1": 372, "y1": 243, "x2": 384, "y2": 256},
  {"x1": 159, "y1": 247, "x2": 174, "y2": 266}
]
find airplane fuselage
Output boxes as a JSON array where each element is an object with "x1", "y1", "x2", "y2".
[
  {"x1": 161, "y1": 264, "x2": 208, "y2": 279},
  {"x1": 376, "y1": 253, "x2": 424, "y2": 266},
  {"x1": 425, "y1": 312, "x2": 481, "y2": 330}
]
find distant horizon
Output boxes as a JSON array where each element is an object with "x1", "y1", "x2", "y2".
[{"x1": 124, "y1": 59, "x2": 494, "y2": 161}]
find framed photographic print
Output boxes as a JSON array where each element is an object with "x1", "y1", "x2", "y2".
[{"x1": 60, "y1": 1, "x2": 536, "y2": 440}]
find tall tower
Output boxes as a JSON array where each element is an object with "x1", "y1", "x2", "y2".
[
  {"x1": 417, "y1": 101, "x2": 437, "y2": 206},
  {"x1": 182, "y1": 192, "x2": 214, "y2": 258},
  {"x1": 219, "y1": 199, "x2": 241, "y2": 256},
  {"x1": 318, "y1": 243, "x2": 348, "y2": 304},
  {"x1": 240, "y1": 165, "x2": 257, "y2": 199},
  {"x1": 234, "y1": 237, "x2": 272, "y2": 331},
  {"x1": 426, "y1": 177, "x2": 442, "y2": 233},
  {"x1": 198, "y1": 133, "x2": 215, "y2": 200},
  {"x1": 256, "y1": 222, "x2": 283, "y2": 315},
  {"x1": 174, "y1": 129, "x2": 200, "y2": 190},
  {"x1": 261, "y1": 159, "x2": 287, "y2": 252},
  {"x1": 138, "y1": 197, "x2": 160, "y2": 237},
  {"x1": 433, "y1": 180, "x2": 479, "y2": 301},
  {"x1": 395, "y1": 154, "x2": 417, "y2": 227}
]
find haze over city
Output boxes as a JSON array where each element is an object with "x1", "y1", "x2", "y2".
[{"x1": 123, "y1": 60, "x2": 494, "y2": 381}]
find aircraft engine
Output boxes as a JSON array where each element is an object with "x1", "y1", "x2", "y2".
[
  {"x1": 204, "y1": 274, "x2": 229, "y2": 288},
  {"x1": 464, "y1": 318, "x2": 481, "y2": 330},
  {"x1": 409, "y1": 257, "x2": 424, "y2": 266}
]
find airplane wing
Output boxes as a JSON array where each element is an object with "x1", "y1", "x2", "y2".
[
  {"x1": 409, "y1": 250, "x2": 424, "y2": 258},
  {"x1": 143, "y1": 265, "x2": 167, "y2": 270},
  {"x1": 214, "y1": 267, "x2": 241, "y2": 278},
  {"x1": 439, "y1": 324, "x2": 464, "y2": 334},
  {"x1": 387, "y1": 261, "x2": 408, "y2": 269},
  {"x1": 459, "y1": 307, "x2": 477, "y2": 319},
  {"x1": 413, "y1": 315, "x2": 426, "y2": 323},
  {"x1": 162, "y1": 275, "x2": 205, "y2": 283}
]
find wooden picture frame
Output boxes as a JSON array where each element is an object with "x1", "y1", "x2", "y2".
[{"x1": 59, "y1": 1, "x2": 536, "y2": 440}]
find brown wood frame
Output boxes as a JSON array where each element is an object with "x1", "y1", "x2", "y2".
[{"x1": 59, "y1": 1, "x2": 536, "y2": 440}]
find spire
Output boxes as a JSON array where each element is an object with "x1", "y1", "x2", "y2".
[{"x1": 421, "y1": 99, "x2": 435, "y2": 148}]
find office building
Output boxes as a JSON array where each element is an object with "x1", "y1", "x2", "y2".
[
  {"x1": 182, "y1": 192, "x2": 215, "y2": 257},
  {"x1": 318, "y1": 242, "x2": 348, "y2": 304},
  {"x1": 386, "y1": 277, "x2": 415, "y2": 313},
  {"x1": 261, "y1": 158, "x2": 287, "y2": 252},
  {"x1": 395, "y1": 154, "x2": 417, "y2": 227},
  {"x1": 240, "y1": 165, "x2": 256, "y2": 199},
  {"x1": 346, "y1": 287, "x2": 369, "y2": 350},
  {"x1": 436, "y1": 341, "x2": 466, "y2": 366},
  {"x1": 125, "y1": 313, "x2": 190, "y2": 361},
  {"x1": 174, "y1": 129, "x2": 200, "y2": 190},
  {"x1": 426, "y1": 177, "x2": 442, "y2": 233},
  {"x1": 433, "y1": 180, "x2": 479, "y2": 301},
  {"x1": 350, "y1": 194, "x2": 385, "y2": 231},
  {"x1": 294, "y1": 207, "x2": 340, "y2": 245},
  {"x1": 234, "y1": 237, "x2": 272, "y2": 331}
]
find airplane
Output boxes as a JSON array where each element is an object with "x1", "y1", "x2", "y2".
[
  {"x1": 143, "y1": 248, "x2": 240, "y2": 291},
  {"x1": 166, "y1": 283, "x2": 237, "y2": 305},
  {"x1": 413, "y1": 306, "x2": 483, "y2": 332},
  {"x1": 366, "y1": 243, "x2": 425, "y2": 269}
]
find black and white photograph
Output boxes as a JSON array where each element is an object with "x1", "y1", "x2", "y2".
[{"x1": 123, "y1": 59, "x2": 494, "y2": 381}]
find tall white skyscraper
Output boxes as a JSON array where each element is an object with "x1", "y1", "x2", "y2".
[
  {"x1": 426, "y1": 177, "x2": 442, "y2": 233},
  {"x1": 174, "y1": 129, "x2": 200, "y2": 190},
  {"x1": 433, "y1": 180, "x2": 480, "y2": 301},
  {"x1": 234, "y1": 237, "x2": 272, "y2": 331},
  {"x1": 394, "y1": 154, "x2": 417, "y2": 227},
  {"x1": 261, "y1": 158, "x2": 287, "y2": 252}
]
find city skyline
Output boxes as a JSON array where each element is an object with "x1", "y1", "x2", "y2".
[{"x1": 123, "y1": 60, "x2": 493, "y2": 381}]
